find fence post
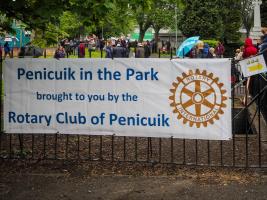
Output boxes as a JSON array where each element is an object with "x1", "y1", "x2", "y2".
[
  {"x1": 258, "y1": 74, "x2": 262, "y2": 167},
  {"x1": 232, "y1": 60, "x2": 236, "y2": 166},
  {"x1": 101, "y1": 49, "x2": 103, "y2": 58},
  {"x1": 158, "y1": 48, "x2": 161, "y2": 58},
  {"x1": 170, "y1": 48, "x2": 173, "y2": 59},
  {"x1": 44, "y1": 49, "x2": 46, "y2": 58},
  {"x1": 0, "y1": 52, "x2": 2, "y2": 134},
  {"x1": 89, "y1": 49, "x2": 92, "y2": 58}
]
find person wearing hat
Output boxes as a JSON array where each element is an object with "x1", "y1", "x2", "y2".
[
  {"x1": 135, "y1": 43, "x2": 145, "y2": 58},
  {"x1": 144, "y1": 41, "x2": 151, "y2": 58},
  {"x1": 113, "y1": 43, "x2": 126, "y2": 58}
]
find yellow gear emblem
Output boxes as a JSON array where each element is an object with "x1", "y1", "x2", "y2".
[{"x1": 169, "y1": 69, "x2": 227, "y2": 128}]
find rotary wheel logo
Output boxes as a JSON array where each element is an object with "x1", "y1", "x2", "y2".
[{"x1": 169, "y1": 69, "x2": 227, "y2": 128}]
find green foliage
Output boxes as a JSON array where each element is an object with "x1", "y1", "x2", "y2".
[
  {"x1": 32, "y1": 24, "x2": 68, "y2": 48},
  {"x1": 128, "y1": 0, "x2": 183, "y2": 42},
  {"x1": 69, "y1": 0, "x2": 116, "y2": 29},
  {"x1": 59, "y1": 11, "x2": 83, "y2": 38},
  {"x1": 0, "y1": 13, "x2": 14, "y2": 36},
  {"x1": 220, "y1": 0, "x2": 242, "y2": 43},
  {"x1": 150, "y1": 0, "x2": 175, "y2": 31},
  {"x1": 202, "y1": 39, "x2": 219, "y2": 48},
  {"x1": 178, "y1": 0, "x2": 223, "y2": 39},
  {"x1": 0, "y1": 0, "x2": 117, "y2": 40},
  {"x1": 95, "y1": 2, "x2": 136, "y2": 38},
  {"x1": 261, "y1": 0, "x2": 267, "y2": 27},
  {"x1": 128, "y1": 0, "x2": 154, "y2": 42},
  {"x1": 1, "y1": 0, "x2": 68, "y2": 30}
]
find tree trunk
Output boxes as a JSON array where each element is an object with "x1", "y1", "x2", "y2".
[
  {"x1": 246, "y1": 27, "x2": 250, "y2": 38},
  {"x1": 154, "y1": 28, "x2": 160, "y2": 53},
  {"x1": 139, "y1": 28, "x2": 146, "y2": 43}
]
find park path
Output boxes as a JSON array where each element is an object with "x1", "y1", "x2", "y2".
[{"x1": 1, "y1": 161, "x2": 267, "y2": 200}]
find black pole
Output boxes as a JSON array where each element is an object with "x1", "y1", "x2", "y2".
[
  {"x1": 0, "y1": 54, "x2": 2, "y2": 133},
  {"x1": 101, "y1": 49, "x2": 103, "y2": 58},
  {"x1": 158, "y1": 48, "x2": 161, "y2": 58},
  {"x1": 170, "y1": 47, "x2": 173, "y2": 59}
]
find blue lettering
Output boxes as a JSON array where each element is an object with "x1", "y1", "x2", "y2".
[
  {"x1": 56, "y1": 113, "x2": 65, "y2": 124},
  {"x1": 8, "y1": 112, "x2": 16, "y2": 122},
  {"x1": 17, "y1": 68, "x2": 25, "y2": 80},
  {"x1": 109, "y1": 114, "x2": 117, "y2": 125}
]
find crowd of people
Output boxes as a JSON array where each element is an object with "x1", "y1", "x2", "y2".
[
  {"x1": 235, "y1": 28, "x2": 267, "y2": 61},
  {"x1": 1, "y1": 30, "x2": 266, "y2": 62},
  {"x1": 233, "y1": 27, "x2": 267, "y2": 105},
  {"x1": 54, "y1": 35, "x2": 227, "y2": 59},
  {"x1": 54, "y1": 35, "x2": 158, "y2": 59},
  {"x1": 184, "y1": 41, "x2": 225, "y2": 58}
]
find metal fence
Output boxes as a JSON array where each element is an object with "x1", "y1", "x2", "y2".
[{"x1": 0, "y1": 50, "x2": 267, "y2": 168}]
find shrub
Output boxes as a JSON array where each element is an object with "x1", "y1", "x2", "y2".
[{"x1": 202, "y1": 39, "x2": 219, "y2": 48}]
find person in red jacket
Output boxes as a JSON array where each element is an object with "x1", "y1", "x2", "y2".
[
  {"x1": 242, "y1": 38, "x2": 258, "y2": 58},
  {"x1": 241, "y1": 38, "x2": 258, "y2": 105},
  {"x1": 78, "y1": 42, "x2": 85, "y2": 58}
]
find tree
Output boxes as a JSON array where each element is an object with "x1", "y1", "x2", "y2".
[
  {"x1": 220, "y1": 0, "x2": 242, "y2": 44},
  {"x1": 129, "y1": 0, "x2": 153, "y2": 42},
  {"x1": 0, "y1": 13, "x2": 14, "y2": 36},
  {"x1": 93, "y1": 1, "x2": 136, "y2": 38},
  {"x1": 241, "y1": 0, "x2": 254, "y2": 37},
  {"x1": 261, "y1": 0, "x2": 267, "y2": 27},
  {"x1": 149, "y1": 0, "x2": 175, "y2": 50},
  {"x1": 178, "y1": 0, "x2": 223, "y2": 39},
  {"x1": 60, "y1": 11, "x2": 84, "y2": 38},
  {"x1": 0, "y1": 0, "x2": 119, "y2": 45},
  {"x1": 69, "y1": 0, "x2": 116, "y2": 31},
  {"x1": 0, "y1": 0, "x2": 68, "y2": 31}
]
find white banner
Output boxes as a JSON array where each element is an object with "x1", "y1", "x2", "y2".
[
  {"x1": 4, "y1": 58, "x2": 232, "y2": 140},
  {"x1": 239, "y1": 54, "x2": 267, "y2": 77}
]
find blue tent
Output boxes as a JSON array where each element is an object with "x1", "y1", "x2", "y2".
[{"x1": 0, "y1": 22, "x2": 30, "y2": 48}]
